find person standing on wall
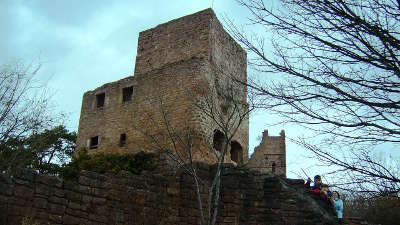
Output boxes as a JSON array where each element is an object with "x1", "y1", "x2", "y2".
[{"x1": 331, "y1": 191, "x2": 344, "y2": 223}]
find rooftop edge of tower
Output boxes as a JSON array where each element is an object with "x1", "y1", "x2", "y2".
[
  {"x1": 139, "y1": 8, "x2": 216, "y2": 35},
  {"x1": 133, "y1": 8, "x2": 246, "y2": 76}
]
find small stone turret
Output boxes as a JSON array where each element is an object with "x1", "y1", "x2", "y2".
[{"x1": 246, "y1": 130, "x2": 286, "y2": 177}]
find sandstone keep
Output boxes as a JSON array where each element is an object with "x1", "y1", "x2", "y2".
[{"x1": 76, "y1": 8, "x2": 249, "y2": 165}]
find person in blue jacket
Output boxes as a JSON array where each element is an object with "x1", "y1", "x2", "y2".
[{"x1": 331, "y1": 191, "x2": 344, "y2": 223}]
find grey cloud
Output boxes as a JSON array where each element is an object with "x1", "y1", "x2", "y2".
[{"x1": 22, "y1": 0, "x2": 110, "y2": 26}]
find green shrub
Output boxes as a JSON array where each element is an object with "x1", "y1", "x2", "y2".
[{"x1": 60, "y1": 149, "x2": 157, "y2": 180}]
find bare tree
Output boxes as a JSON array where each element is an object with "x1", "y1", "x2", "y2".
[
  {"x1": 0, "y1": 61, "x2": 63, "y2": 174},
  {"x1": 342, "y1": 191, "x2": 400, "y2": 225},
  {"x1": 300, "y1": 141, "x2": 399, "y2": 197},
  {"x1": 0, "y1": 61, "x2": 55, "y2": 141},
  {"x1": 226, "y1": 0, "x2": 400, "y2": 196},
  {"x1": 136, "y1": 80, "x2": 252, "y2": 225}
]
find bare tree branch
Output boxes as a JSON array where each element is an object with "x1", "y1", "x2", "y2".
[{"x1": 227, "y1": 0, "x2": 400, "y2": 197}]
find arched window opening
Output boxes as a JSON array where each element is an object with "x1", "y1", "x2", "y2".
[
  {"x1": 213, "y1": 130, "x2": 224, "y2": 152},
  {"x1": 230, "y1": 141, "x2": 243, "y2": 164}
]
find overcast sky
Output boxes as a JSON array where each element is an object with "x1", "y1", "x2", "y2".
[{"x1": 2, "y1": 0, "x2": 318, "y2": 178}]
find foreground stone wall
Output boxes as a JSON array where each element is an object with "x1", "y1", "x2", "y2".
[{"x1": 0, "y1": 161, "x2": 339, "y2": 225}]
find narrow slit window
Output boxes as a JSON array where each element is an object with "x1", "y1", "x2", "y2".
[
  {"x1": 271, "y1": 161, "x2": 276, "y2": 174},
  {"x1": 90, "y1": 136, "x2": 99, "y2": 149},
  {"x1": 120, "y1": 133, "x2": 126, "y2": 147},
  {"x1": 96, "y1": 93, "x2": 105, "y2": 108},
  {"x1": 122, "y1": 86, "x2": 133, "y2": 102}
]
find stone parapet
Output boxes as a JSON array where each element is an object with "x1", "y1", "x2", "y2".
[{"x1": 0, "y1": 163, "x2": 341, "y2": 225}]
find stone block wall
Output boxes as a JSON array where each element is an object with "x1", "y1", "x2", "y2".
[
  {"x1": 76, "y1": 59, "x2": 210, "y2": 156},
  {"x1": 76, "y1": 76, "x2": 136, "y2": 154},
  {"x1": 134, "y1": 10, "x2": 211, "y2": 75},
  {"x1": 0, "y1": 159, "x2": 340, "y2": 225}
]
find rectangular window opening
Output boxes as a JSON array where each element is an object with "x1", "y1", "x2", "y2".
[
  {"x1": 120, "y1": 133, "x2": 126, "y2": 147},
  {"x1": 90, "y1": 136, "x2": 99, "y2": 149},
  {"x1": 122, "y1": 86, "x2": 133, "y2": 102},
  {"x1": 96, "y1": 93, "x2": 105, "y2": 108}
]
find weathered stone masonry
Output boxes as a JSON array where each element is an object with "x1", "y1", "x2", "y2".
[{"x1": 0, "y1": 156, "x2": 337, "y2": 225}]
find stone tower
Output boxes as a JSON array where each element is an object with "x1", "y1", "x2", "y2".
[
  {"x1": 247, "y1": 130, "x2": 286, "y2": 177},
  {"x1": 76, "y1": 9, "x2": 249, "y2": 164}
]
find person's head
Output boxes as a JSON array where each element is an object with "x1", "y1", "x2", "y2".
[
  {"x1": 332, "y1": 191, "x2": 340, "y2": 199},
  {"x1": 321, "y1": 184, "x2": 329, "y2": 192},
  {"x1": 314, "y1": 175, "x2": 322, "y2": 185}
]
